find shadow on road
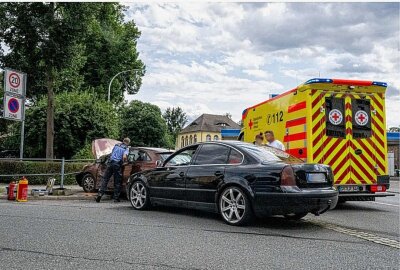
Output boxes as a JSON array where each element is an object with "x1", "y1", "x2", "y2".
[{"x1": 333, "y1": 202, "x2": 391, "y2": 212}]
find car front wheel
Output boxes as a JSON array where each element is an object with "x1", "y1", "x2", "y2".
[
  {"x1": 219, "y1": 186, "x2": 253, "y2": 226},
  {"x1": 129, "y1": 180, "x2": 150, "y2": 210},
  {"x1": 82, "y1": 174, "x2": 96, "y2": 193}
]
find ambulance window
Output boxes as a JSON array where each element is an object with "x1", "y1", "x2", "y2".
[
  {"x1": 352, "y1": 99, "x2": 371, "y2": 139},
  {"x1": 325, "y1": 97, "x2": 346, "y2": 138}
]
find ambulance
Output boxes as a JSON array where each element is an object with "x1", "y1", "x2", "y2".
[{"x1": 240, "y1": 78, "x2": 394, "y2": 202}]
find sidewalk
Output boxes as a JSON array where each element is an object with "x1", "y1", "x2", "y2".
[{"x1": 0, "y1": 184, "x2": 98, "y2": 201}]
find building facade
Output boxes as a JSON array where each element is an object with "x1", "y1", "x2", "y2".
[{"x1": 176, "y1": 114, "x2": 241, "y2": 149}]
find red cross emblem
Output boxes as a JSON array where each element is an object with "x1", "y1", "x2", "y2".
[
  {"x1": 328, "y1": 109, "x2": 343, "y2": 125},
  {"x1": 355, "y1": 110, "x2": 368, "y2": 126},
  {"x1": 248, "y1": 119, "x2": 253, "y2": 129}
]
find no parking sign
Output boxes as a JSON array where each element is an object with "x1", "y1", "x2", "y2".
[{"x1": 3, "y1": 94, "x2": 24, "y2": 121}]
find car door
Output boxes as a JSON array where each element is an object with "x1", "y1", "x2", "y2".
[
  {"x1": 185, "y1": 144, "x2": 231, "y2": 210},
  {"x1": 146, "y1": 145, "x2": 199, "y2": 206}
]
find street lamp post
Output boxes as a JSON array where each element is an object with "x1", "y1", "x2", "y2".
[{"x1": 108, "y1": 69, "x2": 142, "y2": 102}]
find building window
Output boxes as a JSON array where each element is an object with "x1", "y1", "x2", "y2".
[
  {"x1": 206, "y1": 134, "x2": 211, "y2": 141},
  {"x1": 193, "y1": 134, "x2": 197, "y2": 143},
  {"x1": 213, "y1": 135, "x2": 219, "y2": 141},
  {"x1": 185, "y1": 136, "x2": 189, "y2": 146},
  {"x1": 181, "y1": 136, "x2": 184, "y2": 148},
  {"x1": 189, "y1": 135, "x2": 193, "y2": 145}
]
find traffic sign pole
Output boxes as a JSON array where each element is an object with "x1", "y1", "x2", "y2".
[{"x1": 19, "y1": 74, "x2": 27, "y2": 159}]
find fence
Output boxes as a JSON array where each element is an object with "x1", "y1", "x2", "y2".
[{"x1": 0, "y1": 158, "x2": 94, "y2": 188}]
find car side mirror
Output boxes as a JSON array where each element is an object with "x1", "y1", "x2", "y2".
[{"x1": 156, "y1": 160, "x2": 163, "y2": 167}]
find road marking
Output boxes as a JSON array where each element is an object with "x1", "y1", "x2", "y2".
[
  {"x1": 307, "y1": 219, "x2": 400, "y2": 249},
  {"x1": 370, "y1": 201, "x2": 399, "y2": 207}
]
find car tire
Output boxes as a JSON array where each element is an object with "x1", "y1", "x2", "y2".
[
  {"x1": 129, "y1": 180, "x2": 150, "y2": 210},
  {"x1": 82, "y1": 174, "x2": 96, "y2": 193},
  {"x1": 284, "y1": 212, "x2": 308, "y2": 220},
  {"x1": 219, "y1": 186, "x2": 253, "y2": 226}
]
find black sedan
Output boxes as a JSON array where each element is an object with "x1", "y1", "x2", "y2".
[{"x1": 126, "y1": 141, "x2": 338, "y2": 226}]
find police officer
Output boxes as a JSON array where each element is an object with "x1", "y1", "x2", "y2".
[{"x1": 96, "y1": 138, "x2": 130, "y2": 203}]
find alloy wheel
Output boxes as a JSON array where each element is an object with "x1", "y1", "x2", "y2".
[
  {"x1": 130, "y1": 181, "x2": 147, "y2": 209},
  {"x1": 83, "y1": 175, "x2": 95, "y2": 192},
  {"x1": 220, "y1": 187, "x2": 246, "y2": 224}
]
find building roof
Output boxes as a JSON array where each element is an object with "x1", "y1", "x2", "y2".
[{"x1": 180, "y1": 114, "x2": 241, "y2": 134}]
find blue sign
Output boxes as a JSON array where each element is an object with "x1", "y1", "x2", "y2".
[{"x1": 8, "y1": 98, "x2": 19, "y2": 113}]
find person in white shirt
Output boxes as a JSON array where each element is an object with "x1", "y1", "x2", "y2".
[{"x1": 264, "y1": 131, "x2": 285, "y2": 151}]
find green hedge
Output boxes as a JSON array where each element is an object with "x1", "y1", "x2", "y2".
[{"x1": 0, "y1": 161, "x2": 91, "y2": 185}]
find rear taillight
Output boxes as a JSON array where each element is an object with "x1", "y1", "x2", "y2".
[
  {"x1": 280, "y1": 166, "x2": 296, "y2": 186},
  {"x1": 370, "y1": 185, "x2": 386, "y2": 193}
]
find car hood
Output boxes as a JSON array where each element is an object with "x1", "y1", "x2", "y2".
[{"x1": 92, "y1": 138, "x2": 121, "y2": 159}]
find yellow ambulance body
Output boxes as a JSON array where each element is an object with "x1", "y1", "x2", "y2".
[{"x1": 241, "y1": 78, "x2": 393, "y2": 201}]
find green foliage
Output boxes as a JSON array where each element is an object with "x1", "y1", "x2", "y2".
[
  {"x1": 121, "y1": 100, "x2": 172, "y2": 148},
  {"x1": 6, "y1": 91, "x2": 120, "y2": 158},
  {"x1": 0, "y1": 160, "x2": 89, "y2": 185},
  {"x1": 72, "y1": 143, "x2": 94, "y2": 160},
  {"x1": 163, "y1": 107, "x2": 188, "y2": 144}
]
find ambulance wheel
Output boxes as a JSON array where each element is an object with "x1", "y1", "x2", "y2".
[
  {"x1": 284, "y1": 212, "x2": 308, "y2": 220},
  {"x1": 82, "y1": 174, "x2": 96, "y2": 193}
]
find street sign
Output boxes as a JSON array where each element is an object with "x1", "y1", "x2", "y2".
[
  {"x1": 4, "y1": 68, "x2": 26, "y2": 97},
  {"x1": 3, "y1": 93, "x2": 24, "y2": 121}
]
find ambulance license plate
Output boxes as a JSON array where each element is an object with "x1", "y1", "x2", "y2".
[
  {"x1": 306, "y1": 173, "x2": 326, "y2": 183},
  {"x1": 339, "y1": 185, "x2": 360, "y2": 192}
]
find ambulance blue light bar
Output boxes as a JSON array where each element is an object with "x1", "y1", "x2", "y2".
[{"x1": 305, "y1": 78, "x2": 387, "y2": 87}]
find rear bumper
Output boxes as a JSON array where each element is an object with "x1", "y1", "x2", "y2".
[{"x1": 252, "y1": 188, "x2": 338, "y2": 217}]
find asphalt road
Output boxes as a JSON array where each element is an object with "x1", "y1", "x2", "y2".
[{"x1": 0, "y1": 184, "x2": 398, "y2": 270}]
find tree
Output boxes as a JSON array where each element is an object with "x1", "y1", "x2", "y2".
[
  {"x1": 163, "y1": 107, "x2": 188, "y2": 143},
  {"x1": 0, "y1": 3, "x2": 98, "y2": 158},
  {"x1": 0, "y1": 3, "x2": 145, "y2": 158},
  {"x1": 5, "y1": 91, "x2": 120, "y2": 158},
  {"x1": 82, "y1": 4, "x2": 145, "y2": 102},
  {"x1": 121, "y1": 101, "x2": 172, "y2": 148}
]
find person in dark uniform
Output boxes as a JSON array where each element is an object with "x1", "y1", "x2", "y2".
[{"x1": 96, "y1": 138, "x2": 130, "y2": 203}]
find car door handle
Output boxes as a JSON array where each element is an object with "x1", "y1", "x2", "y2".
[
  {"x1": 179, "y1": 172, "x2": 185, "y2": 178},
  {"x1": 215, "y1": 171, "x2": 224, "y2": 177}
]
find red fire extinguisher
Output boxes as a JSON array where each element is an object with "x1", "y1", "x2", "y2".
[
  {"x1": 16, "y1": 177, "x2": 29, "y2": 202},
  {"x1": 8, "y1": 181, "x2": 17, "y2": 201}
]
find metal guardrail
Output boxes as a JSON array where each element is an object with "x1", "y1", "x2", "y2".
[{"x1": 0, "y1": 157, "x2": 94, "y2": 189}]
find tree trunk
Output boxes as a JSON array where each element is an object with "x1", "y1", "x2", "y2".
[
  {"x1": 46, "y1": 69, "x2": 55, "y2": 159},
  {"x1": 45, "y1": 2, "x2": 55, "y2": 159}
]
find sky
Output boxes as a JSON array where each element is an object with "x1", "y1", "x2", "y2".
[{"x1": 124, "y1": 2, "x2": 399, "y2": 127}]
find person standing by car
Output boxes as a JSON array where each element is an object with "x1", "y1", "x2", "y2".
[
  {"x1": 264, "y1": 131, "x2": 285, "y2": 151},
  {"x1": 96, "y1": 138, "x2": 130, "y2": 203}
]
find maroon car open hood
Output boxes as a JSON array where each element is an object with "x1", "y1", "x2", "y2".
[{"x1": 92, "y1": 138, "x2": 121, "y2": 159}]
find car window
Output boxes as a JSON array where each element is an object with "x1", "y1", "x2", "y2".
[
  {"x1": 128, "y1": 149, "x2": 151, "y2": 162},
  {"x1": 193, "y1": 144, "x2": 230, "y2": 165},
  {"x1": 159, "y1": 153, "x2": 172, "y2": 162},
  {"x1": 228, "y1": 148, "x2": 243, "y2": 164},
  {"x1": 241, "y1": 144, "x2": 281, "y2": 162},
  {"x1": 165, "y1": 146, "x2": 198, "y2": 167},
  {"x1": 241, "y1": 144, "x2": 302, "y2": 163}
]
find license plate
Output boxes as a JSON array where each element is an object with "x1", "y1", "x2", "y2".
[
  {"x1": 339, "y1": 185, "x2": 361, "y2": 192},
  {"x1": 306, "y1": 173, "x2": 326, "y2": 183}
]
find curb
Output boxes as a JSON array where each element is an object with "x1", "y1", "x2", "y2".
[{"x1": 0, "y1": 193, "x2": 97, "y2": 201}]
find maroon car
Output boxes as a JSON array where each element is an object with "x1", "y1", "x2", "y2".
[{"x1": 76, "y1": 139, "x2": 173, "y2": 193}]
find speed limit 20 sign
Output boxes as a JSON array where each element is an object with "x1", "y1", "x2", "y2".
[{"x1": 4, "y1": 68, "x2": 26, "y2": 96}]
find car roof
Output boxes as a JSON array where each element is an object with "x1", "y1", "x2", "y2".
[{"x1": 132, "y1": 147, "x2": 173, "y2": 153}]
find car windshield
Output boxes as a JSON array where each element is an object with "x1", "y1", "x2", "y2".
[
  {"x1": 241, "y1": 144, "x2": 302, "y2": 163},
  {"x1": 159, "y1": 153, "x2": 172, "y2": 161}
]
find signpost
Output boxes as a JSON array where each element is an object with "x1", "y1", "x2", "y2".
[{"x1": 2, "y1": 68, "x2": 27, "y2": 159}]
